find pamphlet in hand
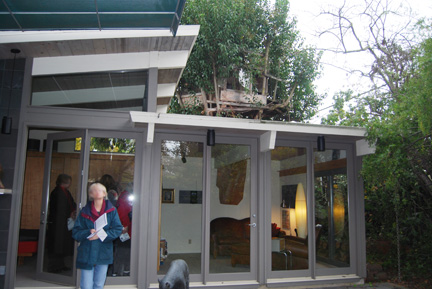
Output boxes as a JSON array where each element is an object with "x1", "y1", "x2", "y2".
[
  {"x1": 87, "y1": 213, "x2": 108, "y2": 242},
  {"x1": 119, "y1": 232, "x2": 130, "y2": 242}
]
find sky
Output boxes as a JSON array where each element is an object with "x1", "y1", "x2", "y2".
[{"x1": 287, "y1": 0, "x2": 432, "y2": 123}]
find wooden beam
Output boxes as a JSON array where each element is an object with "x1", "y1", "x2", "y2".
[{"x1": 279, "y1": 158, "x2": 347, "y2": 177}]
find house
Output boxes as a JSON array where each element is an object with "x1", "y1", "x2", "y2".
[{"x1": 0, "y1": 1, "x2": 374, "y2": 288}]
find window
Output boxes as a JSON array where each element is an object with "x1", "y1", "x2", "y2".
[
  {"x1": 31, "y1": 71, "x2": 148, "y2": 111},
  {"x1": 314, "y1": 149, "x2": 350, "y2": 268},
  {"x1": 270, "y1": 146, "x2": 309, "y2": 271}
]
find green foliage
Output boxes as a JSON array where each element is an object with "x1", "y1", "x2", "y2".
[
  {"x1": 322, "y1": 29, "x2": 432, "y2": 281},
  {"x1": 175, "y1": 0, "x2": 322, "y2": 121},
  {"x1": 90, "y1": 138, "x2": 136, "y2": 154}
]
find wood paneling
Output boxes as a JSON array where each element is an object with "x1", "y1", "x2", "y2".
[
  {"x1": 20, "y1": 151, "x2": 135, "y2": 230},
  {"x1": 279, "y1": 158, "x2": 347, "y2": 177}
]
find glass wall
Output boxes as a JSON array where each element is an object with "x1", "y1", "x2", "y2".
[
  {"x1": 87, "y1": 137, "x2": 136, "y2": 277},
  {"x1": 43, "y1": 138, "x2": 81, "y2": 276},
  {"x1": 270, "y1": 146, "x2": 308, "y2": 271},
  {"x1": 314, "y1": 149, "x2": 350, "y2": 268},
  {"x1": 31, "y1": 71, "x2": 148, "y2": 111},
  {"x1": 158, "y1": 141, "x2": 204, "y2": 275},
  {"x1": 209, "y1": 144, "x2": 251, "y2": 274}
]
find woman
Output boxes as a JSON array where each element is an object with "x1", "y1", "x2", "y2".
[{"x1": 72, "y1": 182, "x2": 122, "y2": 289}]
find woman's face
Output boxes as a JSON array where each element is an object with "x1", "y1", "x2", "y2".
[{"x1": 90, "y1": 185, "x2": 106, "y2": 200}]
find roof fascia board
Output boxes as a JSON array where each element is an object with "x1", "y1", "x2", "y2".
[
  {"x1": 32, "y1": 51, "x2": 189, "y2": 75},
  {"x1": 0, "y1": 25, "x2": 200, "y2": 44},
  {"x1": 130, "y1": 111, "x2": 368, "y2": 138}
]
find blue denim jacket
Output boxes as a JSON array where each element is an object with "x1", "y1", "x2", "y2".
[{"x1": 72, "y1": 200, "x2": 122, "y2": 270}]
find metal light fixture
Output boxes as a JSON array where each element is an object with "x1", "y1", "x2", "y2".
[
  {"x1": 317, "y1": 135, "x2": 325, "y2": 151},
  {"x1": 2, "y1": 48, "x2": 20, "y2": 135},
  {"x1": 207, "y1": 129, "x2": 215, "y2": 146}
]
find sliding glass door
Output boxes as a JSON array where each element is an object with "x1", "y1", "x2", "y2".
[{"x1": 154, "y1": 134, "x2": 258, "y2": 284}]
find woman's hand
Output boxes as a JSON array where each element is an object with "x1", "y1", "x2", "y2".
[{"x1": 89, "y1": 229, "x2": 99, "y2": 241}]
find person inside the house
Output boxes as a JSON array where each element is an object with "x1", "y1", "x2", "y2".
[
  {"x1": 46, "y1": 173, "x2": 76, "y2": 273},
  {"x1": 100, "y1": 174, "x2": 119, "y2": 206},
  {"x1": 72, "y1": 182, "x2": 122, "y2": 289},
  {"x1": 100, "y1": 174, "x2": 133, "y2": 276},
  {"x1": 112, "y1": 182, "x2": 133, "y2": 276}
]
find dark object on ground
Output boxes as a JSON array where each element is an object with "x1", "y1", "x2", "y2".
[{"x1": 158, "y1": 259, "x2": 189, "y2": 289}]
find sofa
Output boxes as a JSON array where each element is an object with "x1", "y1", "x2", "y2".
[
  {"x1": 210, "y1": 217, "x2": 250, "y2": 259},
  {"x1": 272, "y1": 224, "x2": 322, "y2": 270}
]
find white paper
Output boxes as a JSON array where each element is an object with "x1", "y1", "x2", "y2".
[
  {"x1": 119, "y1": 232, "x2": 130, "y2": 242},
  {"x1": 97, "y1": 228, "x2": 107, "y2": 242},
  {"x1": 94, "y1": 213, "x2": 107, "y2": 231},
  {"x1": 87, "y1": 213, "x2": 108, "y2": 240}
]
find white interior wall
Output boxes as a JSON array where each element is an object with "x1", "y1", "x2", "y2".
[
  {"x1": 271, "y1": 153, "x2": 307, "y2": 236},
  {"x1": 161, "y1": 157, "x2": 252, "y2": 254},
  {"x1": 161, "y1": 157, "x2": 203, "y2": 254}
]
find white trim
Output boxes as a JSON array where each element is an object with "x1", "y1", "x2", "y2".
[
  {"x1": 0, "y1": 25, "x2": 200, "y2": 44},
  {"x1": 147, "y1": 122, "x2": 155, "y2": 143},
  {"x1": 157, "y1": 83, "x2": 176, "y2": 98},
  {"x1": 32, "y1": 51, "x2": 190, "y2": 75},
  {"x1": 130, "y1": 111, "x2": 368, "y2": 138},
  {"x1": 259, "y1": 130, "x2": 276, "y2": 152},
  {"x1": 356, "y1": 138, "x2": 375, "y2": 156}
]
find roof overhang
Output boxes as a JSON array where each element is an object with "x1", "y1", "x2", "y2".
[
  {"x1": 129, "y1": 111, "x2": 375, "y2": 156},
  {"x1": 0, "y1": 25, "x2": 200, "y2": 111},
  {"x1": 0, "y1": 0, "x2": 186, "y2": 36}
]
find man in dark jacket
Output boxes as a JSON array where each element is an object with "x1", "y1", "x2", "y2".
[{"x1": 46, "y1": 174, "x2": 76, "y2": 273}]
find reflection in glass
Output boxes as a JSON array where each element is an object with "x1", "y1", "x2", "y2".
[
  {"x1": 31, "y1": 71, "x2": 148, "y2": 111},
  {"x1": 270, "y1": 146, "x2": 309, "y2": 271},
  {"x1": 314, "y1": 149, "x2": 350, "y2": 268},
  {"x1": 209, "y1": 144, "x2": 251, "y2": 274},
  {"x1": 44, "y1": 139, "x2": 80, "y2": 276},
  {"x1": 158, "y1": 141, "x2": 203, "y2": 275},
  {"x1": 88, "y1": 137, "x2": 136, "y2": 277}
]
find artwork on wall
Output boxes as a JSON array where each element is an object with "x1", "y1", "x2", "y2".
[
  {"x1": 179, "y1": 190, "x2": 202, "y2": 204},
  {"x1": 281, "y1": 208, "x2": 290, "y2": 231},
  {"x1": 281, "y1": 184, "x2": 297, "y2": 209},
  {"x1": 162, "y1": 188, "x2": 175, "y2": 203}
]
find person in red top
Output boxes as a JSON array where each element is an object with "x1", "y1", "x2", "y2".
[
  {"x1": 46, "y1": 173, "x2": 77, "y2": 273},
  {"x1": 112, "y1": 185, "x2": 133, "y2": 276}
]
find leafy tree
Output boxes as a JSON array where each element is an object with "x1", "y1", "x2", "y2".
[
  {"x1": 173, "y1": 0, "x2": 322, "y2": 121},
  {"x1": 320, "y1": 0, "x2": 432, "y2": 282}
]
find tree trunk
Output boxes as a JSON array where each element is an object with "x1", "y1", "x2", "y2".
[
  {"x1": 262, "y1": 40, "x2": 271, "y2": 97},
  {"x1": 212, "y1": 60, "x2": 221, "y2": 114},
  {"x1": 201, "y1": 89, "x2": 209, "y2": 116}
]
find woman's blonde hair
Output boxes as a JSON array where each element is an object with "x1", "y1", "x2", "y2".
[{"x1": 88, "y1": 182, "x2": 108, "y2": 201}]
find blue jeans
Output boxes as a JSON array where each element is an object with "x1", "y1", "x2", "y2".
[{"x1": 80, "y1": 264, "x2": 108, "y2": 289}]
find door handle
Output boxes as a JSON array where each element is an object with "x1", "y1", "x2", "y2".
[{"x1": 248, "y1": 223, "x2": 257, "y2": 228}]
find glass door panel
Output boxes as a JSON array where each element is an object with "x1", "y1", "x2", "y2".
[
  {"x1": 158, "y1": 141, "x2": 204, "y2": 275},
  {"x1": 37, "y1": 131, "x2": 85, "y2": 286},
  {"x1": 270, "y1": 146, "x2": 309, "y2": 272},
  {"x1": 314, "y1": 149, "x2": 350, "y2": 268},
  {"x1": 209, "y1": 143, "x2": 251, "y2": 274},
  {"x1": 87, "y1": 136, "x2": 136, "y2": 278}
]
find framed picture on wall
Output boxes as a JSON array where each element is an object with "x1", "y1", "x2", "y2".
[{"x1": 162, "y1": 188, "x2": 175, "y2": 203}]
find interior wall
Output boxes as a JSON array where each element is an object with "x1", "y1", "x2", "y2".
[
  {"x1": 161, "y1": 157, "x2": 203, "y2": 253},
  {"x1": 271, "y1": 153, "x2": 307, "y2": 236}
]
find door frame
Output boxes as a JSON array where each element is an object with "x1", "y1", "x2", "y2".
[
  {"x1": 147, "y1": 131, "x2": 259, "y2": 287},
  {"x1": 81, "y1": 129, "x2": 143, "y2": 286},
  {"x1": 36, "y1": 130, "x2": 87, "y2": 286}
]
